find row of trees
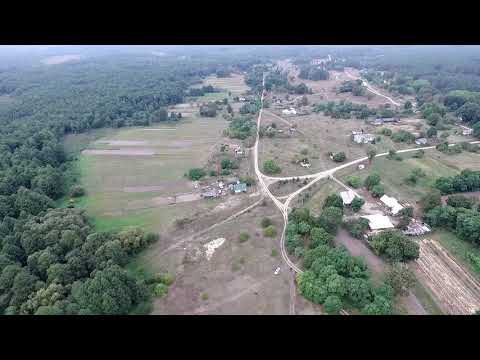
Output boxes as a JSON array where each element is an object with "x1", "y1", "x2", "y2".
[
  {"x1": 313, "y1": 100, "x2": 398, "y2": 120},
  {"x1": 425, "y1": 203, "x2": 480, "y2": 246},
  {"x1": 435, "y1": 169, "x2": 480, "y2": 194}
]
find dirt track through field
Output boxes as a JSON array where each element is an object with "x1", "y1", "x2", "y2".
[
  {"x1": 82, "y1": 148, "x2": 156, "y2": 156},
  {"x1": 414, "y1": 239, "x2": 480, "y2": 314}
]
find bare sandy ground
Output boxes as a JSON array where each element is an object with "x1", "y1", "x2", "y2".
[{"x1": 82, "y1": 148, "x2": 156, "y2": 156}]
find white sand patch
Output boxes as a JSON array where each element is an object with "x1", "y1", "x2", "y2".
[{"x1": 204, "y1": 238, "x2": 226, "y2": 261}]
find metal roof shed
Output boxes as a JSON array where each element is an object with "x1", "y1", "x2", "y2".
[{"x1": 361, "y1": 214, "x2": 394, "y2": 230}]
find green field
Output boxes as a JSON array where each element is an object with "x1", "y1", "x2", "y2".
[
  {"x1": 338, "y1": 152, "x2": 460, "y2": 204},
  {"x1": 186, "y1": 91, "x2": 229, "y2": 103},
  {"x1": 69, "y1": 114, "x2": 229, "y2": 234}
]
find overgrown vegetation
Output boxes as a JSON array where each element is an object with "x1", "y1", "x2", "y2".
[{"x1": 292, "y1": 206, "x2": 396, "y2": 314}]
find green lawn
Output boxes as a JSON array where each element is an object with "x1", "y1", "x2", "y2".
[
  {"x1": 186, "y1": 91, "x2": 229, "y2": 103},
  {"x1": 338, "y1": 152, "x2": 459, "y2": 204}
]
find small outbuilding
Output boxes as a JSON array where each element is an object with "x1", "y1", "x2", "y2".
[
  {"x1": 201, "y1": 189, "x2": 219, "y2": 198},
  {"x1": 380, "y1": 194, "x2": 404, "y2": 215},
  {"x1": 361, "y1": 214, "x2": 395, "y2": 231},
  {"x1": 403, "y1": 220, "x2": 432, "y2": 236},
  {"x1": 415, "y1": 138, "x2": 428, "y2": 145},
  {"x1": 282, "y1": 107, "x2": 297, "y2": 116},
  {"x1": 352, "y1": 131, "x2": 375, "y2": 144},
  {"x1": 233, "y1": 182, "x2": 247, "y2": 194}
]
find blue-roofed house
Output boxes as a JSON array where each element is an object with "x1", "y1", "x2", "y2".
[{"x1": 233, "y1": 182, "x2": 247, "y2": 194}]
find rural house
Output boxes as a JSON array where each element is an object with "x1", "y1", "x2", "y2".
[
  {"x1": 380, "y1": 194, "x2": 404, "y2": 215},
  {"x1": 233, "y1": 182, "x2": 247, "y2": 194},
  {"x1": 463, "y1": 128, "x2": 473, "y2": 136},
  {"x1": 415, "y1": 137, "x2": 428, "y2": 145},
  {"x1": 282, "y1": 107, "x2": 297, "y2": 116},
  {"x1": 201, "y1": 189, "x2": 219, "y2": 199},
  {"x1": 361, "y1": 214, "x2": 395, "y2": 231},
  {"x1": 372, "y1": 117, "x2": 399, "y2": 126},
  {"x1": 351, "y1": 131, "x2": 375, "y2": 144}
]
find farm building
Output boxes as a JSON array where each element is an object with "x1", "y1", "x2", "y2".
[
  {"x1": 361, "y1": 214, "x2": 395, "y2": 231},
  {"x1": 282, "y1": 107, "x2": 297, "y2": 115},
  {"x1": 463, "y1": 128, "x2": 473, "y2": 136},
  {"x1": 233, "y1": 182, "x2": 247, "y2": 194},
  {"x1": 201, "y1": 189, "x2": 219, "y2": 198},
  {"x1": 415, "y1": 138, "x2": 428, "y2": 145},
  {"x1": 403, "y1": 220, "x2": 431, "y2": 236},
  {"x1": 351, "y1": 131, "x2": 375, "y2": 144},
  {"x1": 372, "y1": 117, "x2": 399, "y2": 126},
  {"x1": 340, "y1": 190, "x2": 356, "y2": 205},
  {"x1": 380, "y1": 194, "x2": 404, "y2": 215},
  {"x1": 300, "y1": 159, "x2": 311, "y2": 168}
]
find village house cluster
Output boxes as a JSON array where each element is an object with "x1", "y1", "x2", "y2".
[{"x1": 200, "y1": 179, "x2": 248, "y2": 199}]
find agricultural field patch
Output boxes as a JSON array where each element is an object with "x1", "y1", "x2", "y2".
[{"x1": 201, "y1": 73, "x2": 249, "y2": 96}]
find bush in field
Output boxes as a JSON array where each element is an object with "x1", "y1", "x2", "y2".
[
  {"x1": 69, "y1": 186, "x2": 85, "y2": 198},
  {"x1": 263, "y1": 159, "x2": 281, "y2": 174},
  {"x1": 380, "y1": 128, "x2": 392, "y2": 136},
  {"x1": 346, "y1": 175, "x2": 362, "y2": 189},
  {"x1": 392, "y1": 130, "x2": 416, "y2": 144},
  {"x1": 187, "y1": 168, "x2": 206, "y2": 181},
  {"x1": 239, "y1": 233, "x2": 250, "y2": 243},
  {"x1": 261, "y1": 217, "x2": 272, "y2": 228},
  {"x1": 364, "y1": 173, "x2": 381, "y2": 190},
  {"x1": 351, "y1": 197, "x2": 365, "y2": 212},
  {"x1": 263, "y1": 225, "x2": 277, "y2": 238},
  {"x1": 420, "y1": 189, "x2": 442, "y2": 212},
  {"x1": 332, "y1": 152, "x2": 346, "y2": 163},
  {"x1": 413, "y1": 149, "x2": 425, "y2": 158},
  {"x1": 371, "y1": 184, "x2": 385, "y2": 198},
  {"x1": 323, "y1": 194, "x2": 344, "y2": 210}
]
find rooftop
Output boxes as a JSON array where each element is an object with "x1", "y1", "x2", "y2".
[
  {"x1": 380, "y1": 194, "x2": 404, "y2": 215},
  {"x1": 340, "y1": 190, "x2": 356, "y2": 205},
  {"x1": 361, "y1": 214, "x2": 394, "y2": 230}
]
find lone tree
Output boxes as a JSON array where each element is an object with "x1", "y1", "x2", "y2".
[{"x1": 367, "y1": 148, "x2": 377, "y2": 164}]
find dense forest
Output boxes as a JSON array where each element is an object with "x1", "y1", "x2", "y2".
[{"x1": 0, "y1": 51, "x2": 277, "y2": 315}]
